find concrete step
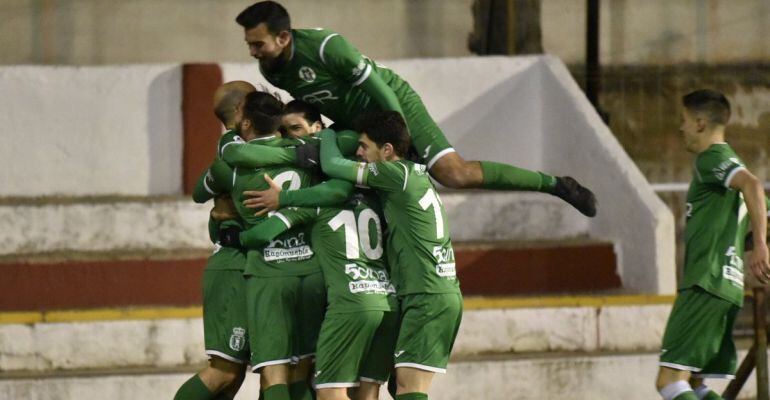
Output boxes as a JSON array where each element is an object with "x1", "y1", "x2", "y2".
[
  {"x1": 0, "y1": 296, "x2": 673, "y2": 373},
  {"x1": 0, "y1": 192, "x2": 587, "y2": 257},
  {"x1": 0, "y1": 350, "x2": 762, "y2": 400}
]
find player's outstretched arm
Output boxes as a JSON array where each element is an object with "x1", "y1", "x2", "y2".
[
  {"x1": 192, "y1": 159, "x2": 230, "y2": 203},
  {"x1": 731, "y1": 169, "x2": 770, "y2": 283},
  {"x1": 319, "y1": 129, "x2": 360, "y2": 182},
  {"x1": 243, "y1": 175, "x2": 354, "y2": 215},
  {"x1": 221, "y1": 143, "x2": 297, "y2": 168},
  {"x1": 238, "y1": 208, "x2": 315, "y2": 248}
]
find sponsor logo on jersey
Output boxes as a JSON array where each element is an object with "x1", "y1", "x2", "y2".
[
  {"x1": 422, "y1": 145, "x2": 432, "y2": 160},
  {"x1": 712, "y1": 158, "x2": 743, "y2": 181},
  {"x1": 264, "y1": 233, "x2": 314, "y2": 262},
  {"x1": 414, "y1": 164, "x2": 427, "y2": 176},
  {"x1": 229, "y1": 327, "x2": 246, "y2": 351},
  {"x1": 394, "y1": 350, "x2": 405, "y2": 358},
  {"x1": 368, "y1": 163, "x2": 379, "y2": 176},
  {"x1": 314, "y1": 370, "x2": 322, "y2": 377},
  {"x1": 299, "y1": 66, "x2": 316, "y2": 82},
  {"x1": 348, "y1": 280, "x2": 395, "y2": 294},
  {"x1": 302, "y1": 90, "x2": 339, "y2": 105},
  {"x1": 436, "y1": 262, "x2": 457, "y2": 278},
  {"x1": 722, "y1": 265, "x2": 744, "y2": 288}
]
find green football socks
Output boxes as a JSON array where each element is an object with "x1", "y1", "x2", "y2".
[
  {"x1": 479, "y1": 161, "x2": 556, "y2": 192},
  {"x1": 264, "y1": 384, "x2": 291, "y2": 400},
  {"x1": 288, "y1": 381, "x2": 313, "y2": 400},
  {"x1": 395, "y1": 393, "x2": 428, "y2": 400},
  {"x1": 174, "y1": 374, "x2": 214, "y2": 400}
]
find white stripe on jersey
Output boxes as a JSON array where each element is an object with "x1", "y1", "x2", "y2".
[
  {"x1": 352, "y1": 64, "x2": 372, "y2": 87},
  {"x1": 319, "y1": 33, "x2": 340, "y2": 65}
]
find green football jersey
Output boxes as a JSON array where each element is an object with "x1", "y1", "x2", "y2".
[
  {"x1": 681, "y1": 143, "x2": 749, "y2": 306},
  {"x1": 355, "y1": 159, "x2": 460, "y2": 296},
  {"x1": 212, "y1": 135, "x2": 321, "y2": 278},
  {"x1": 260, "y1": 29, "x2": 410, "y2": 128},
  {"x1": 278, "y1": 193, "x2": 397, "y2": 314},
  {"x1": 191, "y1": 129, "x2": 247, "y2": 271}
]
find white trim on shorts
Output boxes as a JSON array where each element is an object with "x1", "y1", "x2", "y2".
[
  {"x1": 359, "y1": 376, "x2": 386, "y2": 385},
  {"x1": 427, "y1": 147, "x2": 456, "y2": 170},
  {"x1": 659, "y1": 361, "x2": 702, "y2": 372},
  {"x1": 691, "y1": 373, "x2": 736, "y2": 380},
  {"x1": 252, "y1": 358, "x2": 292, "y2": 372},
  {"x1": 395, "y1": 362, "x2": 446, "y2": 374},
  {"x1": 295, "y1": 352, "x2": 315, "y2": 360},
  {"x1": 206, "y1": 350, "x2": 247, "y2": 365},
  {"x1": 314, "y1": 382, "x2": 361, "y2": 389}
]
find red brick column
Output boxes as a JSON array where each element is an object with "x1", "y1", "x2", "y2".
[{"x1": 182, "y1": 63, "x2": 224, "y2": 194}]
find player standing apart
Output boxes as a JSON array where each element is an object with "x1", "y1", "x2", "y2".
[
  {"x1": 235, "y1": 1, "x2": 597, "y2": 218},
  {"x1": 656, "y1": 89, "x2": 770, "y2": 400}
]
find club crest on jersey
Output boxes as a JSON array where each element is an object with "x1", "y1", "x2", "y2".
[
  {"x1": 299, "y1": 66, "x2": 316, "y2": 82},
  {"x1": 229, "y1": 327, "x2": 246, "y2": 351}
]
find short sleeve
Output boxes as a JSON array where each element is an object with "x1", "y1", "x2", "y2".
[
  {"x1": 360, "y1": 161, "x2": 408, "y2": 192},
  {"x1": 320, "y1": 33, "x2": 371, "y2": 86},
  {"x1": 695, "y1": 149, "x2": 746, "y2": 188}
]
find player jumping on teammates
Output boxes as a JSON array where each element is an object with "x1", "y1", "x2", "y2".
[
  {"x1": 655, "y1": 89, "x2": 770, "y2": 400},
  {"x1": 234, "y1": 1, "x2": 598, "y2": 218}
]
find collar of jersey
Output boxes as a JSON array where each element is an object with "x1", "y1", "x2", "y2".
[{"x1": 249, "y1": 135, "x2": 277, "y2": 142}]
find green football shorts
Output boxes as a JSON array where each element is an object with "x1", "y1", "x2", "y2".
[
  {"x1": 359, "y1": 310, "x2": 400, "y2": 384},
  {"x1": 659, "y1": 286, "x2": 740, "y2": 378},
  {"x1": 313, "y1": 311, "x2": 384, "y2": 389},
  {"x1": 246, "y1": 271, "x2": 326, "y2": 372},
  {"x1": 394, "y1": 293, "x2": 463, "y2": 373},
  {"x1": 201, "y1": 252, "x2": 250, "y2": 364}
]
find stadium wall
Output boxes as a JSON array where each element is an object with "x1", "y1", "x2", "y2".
[{"x1": 0, "y1": 56, "x2": 673, "y2": 293}]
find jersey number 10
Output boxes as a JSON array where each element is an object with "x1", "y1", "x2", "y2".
[{"x1": 328, "y1": 209, "x2": 384, "y2": 260}]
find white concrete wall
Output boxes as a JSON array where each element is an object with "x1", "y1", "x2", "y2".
[
  {"x1": 0, "y1": 65, "x2": 183, "y2": 196},
  {"x1": 536, "y1": 56, "x2": 676, "y2": 294},
  {"x1": 0, "y1": 57, "x2": 671, "y2": 292}
]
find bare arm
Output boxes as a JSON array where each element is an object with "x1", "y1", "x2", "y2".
[{"x1": 730, "y1": 169, "x2": 770, "y2": 283}]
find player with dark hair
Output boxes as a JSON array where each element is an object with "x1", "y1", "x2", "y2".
[
  {"x1": 201, "y1": 90, "x2": 327, "y2": 400},
  {"x1": 282, "y1": 99, "x2": 324, "y2": 138},
  {"x1": 318, "y1": 111, "x2": 462, "y2": 400},
  {"x1": 655, "y1": 89, "x2": 770, "y2": 400},
  {"x1": 174, "y1": 81, "x2": 256, "y2": 400},
  {"x1": 234, "y1": 0, "x2": 597, "y2": 218}
]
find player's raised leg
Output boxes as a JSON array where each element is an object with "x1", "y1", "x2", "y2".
[{"x1": 404, "y1": 99, "x2": 596, "y2": 217}]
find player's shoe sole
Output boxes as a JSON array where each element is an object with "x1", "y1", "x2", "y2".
[{"x1": 553, "y1": 176, "x2": 597, "y2": 217}]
